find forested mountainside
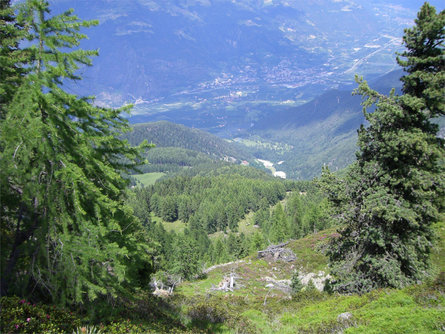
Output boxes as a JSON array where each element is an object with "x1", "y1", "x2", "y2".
[
  {"x1": 126, "y1": 121, "x2": 264, "y2": 179},
  {"x1": 1, "y1": 1, "x2": 444, "y2": 333},
  {"x1": 136, "y1": 147, "x2": 215, "y2": 174},
  {"x1": 126, "y1": 164, "x2": 330, "y2": 280},
  {"x1": 126, "y1": 71, "x2": 408, "y2": 180},
  {"x1": 238, "y1": 70, "x2": 406, "y2": 179},
  {"x1": 45, "y1": 0, "x2": 443, "y2": 180},
  {"x1": 252, "y1": 70, "x2": 404, "y2": 131},
  {"x1": 128, "y1": 121, "x2": 254, "y2": 161},
  {"x1": 128, "y1": 70, "x2": 445, "y2": 181}
]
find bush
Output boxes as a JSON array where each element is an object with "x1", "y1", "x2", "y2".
[
  {"x1": 291, "y1": 271, "x2": 303, "y2": 295},
  {"x1": 188, "y1": 300, "x2": 229, "y2": 324},
  {"x1": 99, "y1": 320, "x2": 147, "y2": 334},
  {"x1": 305, "y1": 279, "x2": 317, "y2": 292},
  {"x1": 0, "y1": 296, "x2": 80, "y2": 333},
  {"x1": 186, "y1": 296, "x2": 258, "y2": 333}
]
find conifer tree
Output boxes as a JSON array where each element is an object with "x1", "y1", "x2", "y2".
[
  {"x1": 270, "y1": 203, "x2": 289, "y2": 243},
  {"x1": 0, "y1": 0, "x2": 27, "y2": 116},
  {"x1": 250, "y1": 231, "x2": 266, "y2": 252},
  {"x1": 321, "y1": 2, "x2": 444, "y2": 293},
  {"x1": 0, "y1": 0, "x2": 151, "y2": 306},
  {"x1": 397, "y1": 3, "x2": 444, "y2": 117},
  {"x1": 171, "y1": 233, "x2": 200, "y2": 279},
  {"x1": 290, "y1": 271, "x2": 303, "y2": 295}
]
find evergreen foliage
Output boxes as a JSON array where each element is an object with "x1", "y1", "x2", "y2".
[
  {"x1": 269, "y1": 203, "x2": 289, "y2": 243},
  {"x1": 290, "y1": 271, "x2": 303, "y2": 295},
  {"x1": 137, "y1": 147, "x2": 214, "y2": 174},
  {"x1": 170, "y1": 233, "x2": 200, "y2": 280},
  {"x1": 127, "y1": 121, "x2": 254, "y2": 162},
  {"x1": 0, "y1": 0, "x2": 152, "y2": 306},
  {"x1": 305, "y1": 279, "x2": 317, "y2": 292},
  {"x1": 397, "y1": 3, "x2": 445, "y2": 117},
  {"x1": 321, "y1": 2, "x2": 445, "y2": 294},
  {"x1": 125, "y1": 168, "x2": 329, "y2": 280},
  {"x1": 0, "y1": 0, "x2": 27, "y2": 116},
  {"x1": 146, "y1": 171, "x2": 287, "y2": 233}
]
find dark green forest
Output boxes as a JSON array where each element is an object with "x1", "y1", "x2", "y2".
[
  {"x1": 1, "y1": 1, "x2": 444, "y2": 333},
  {"x1": 125, "y1": 121, "x2": 267, "y2": 177},
  {"x1": 126, "y1": 165, "x2": 330, "y2": 281},
  {"x1": 128, "y1": 121, "x2": 254, "y2": 162}
]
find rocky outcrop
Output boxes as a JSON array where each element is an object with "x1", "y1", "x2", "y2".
[{"x1": 257, "y1": 242, "x2": 297, "y2": 262}]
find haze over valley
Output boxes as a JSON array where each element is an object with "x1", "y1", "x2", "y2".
[
  {"x1": 2, "y1": 1, "x2": 444, "y2": 332},
  {"x1": 45, "y1": 0, "x2": 444, "y2": 178}
]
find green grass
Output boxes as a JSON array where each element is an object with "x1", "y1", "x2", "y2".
[
  {"x1": 432, "y1": 221, "x2": 445, "y2": 274},
  {"x1": 150, "y1": 213, "x2": 187, "y2": 233},
  {"x1": 170, "y1": 279, "x2": 445, "y2": 333},
  {"x1": 133, "y1": 172, "x2": 165, "y2": 186},
  {"x1": 238, "y1": 212, "x2": 258, "y2": 235},
  {"x1": 272, "y1": 286, "x2": 445, "y2": 334},
  {"x1": 170, "y1": 221, "x2": 445, "y2": 333},
  {"x1": 287, "y1": 228, "x2": 336, "y2": 273},
  {"x1": 177, "y1": 270, "x2": 222, "y2": 296}
]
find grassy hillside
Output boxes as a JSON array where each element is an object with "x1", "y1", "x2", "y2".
[
  {"x1": 4, "y1": 223, "x2": 442, "y2": 333},
  {"x1": 166, "y1": 222, "x2": 445, "y2": 333},
  {"x1": 177, "y1": 228, "x2": 335, "y2": 299},
  {"x1": 133, "y1": 172, "x2": 166, "y2": 186}
]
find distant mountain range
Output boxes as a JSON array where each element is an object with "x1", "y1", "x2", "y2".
[
  {"x1": 46, "y1": 1, "x2": 443, "y2": 179},
  {"x1": 50, "y1": 0, "x2": 442, "y2": 109},
  {"x1": 242, "y1": 70, "x2": 405, "y2": 179},
  {"x1": 127, "y1": 68, "x2": 444, "y2": 180},
  {"x1": 126, "y1": 70, "x2": 404, "y2": 179}
]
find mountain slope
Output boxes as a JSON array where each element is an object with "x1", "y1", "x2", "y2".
[
  {"x1": 173, "y1": 222, "x2": 445, "y2": 333},
  {"x1": 128, "y1": 121, "x2": 254, "y2": 161},
  {"x1": 238, "y1": 70, "x2": 405, "y2": 179},
  {"x1": 48, "y1": 0, "x2": 440, "y2": 109}
]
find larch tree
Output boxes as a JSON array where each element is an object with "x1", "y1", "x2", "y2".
[
  {"x1": 321, "y1": 2, "x2": 444, "y2": 293},
  {"x1": 269, "y1": 203, "x2": 289, "y2": 243},
  {"x1": 0, "y1": 0, "x2": 27, "y2": 116},
  {"x1": 0, "y1": 0, "x2": 152, "y2": 306}
]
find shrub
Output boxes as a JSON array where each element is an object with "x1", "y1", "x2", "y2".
[
  {"x1": 0, "y1": 296, "x2": 80, "y2": 333},
  {"x1": 291, "y1": 271, "x2": 304, "y2": 294},
  {"x1": 100, "y1": 320, "x2": 147, "y2": 334},
  {"x1": 188, "y1": 300, "x2": 229, "y2": 324},
  {"x1": 186, "y1": 296, "x2": 258, "y2": 333},
  {"x1": 305, "y1": 279, "x2": 317, "y2": 292}
]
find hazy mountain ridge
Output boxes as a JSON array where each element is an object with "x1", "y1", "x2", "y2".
[
  {"x1": 48, "y1": 0, "x2": 437, "y2": 108},
  {"x1": 128, "y1": 121, "x2": 254, "y2": 161},
  {"x1": 126, "y1": 70, "x2": 429, "y2": 180},
  {"x1": 234, "y1": 70, "x2": 405, "y2": 179},
  {"x1": 47, "y1": 0, "x2": 443, "y2": 179}
]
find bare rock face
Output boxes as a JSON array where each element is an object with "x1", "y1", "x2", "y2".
[
  {"x1": 262, "y1": 276, "x2": 292, "y2": 293},
  {"x1": 257, "y1": 242, "x2": 297, "y2": 262}
]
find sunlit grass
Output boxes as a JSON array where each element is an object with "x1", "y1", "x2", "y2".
[{"x1": 133, "y1": 172, "x2": 165, "y2": 186}]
